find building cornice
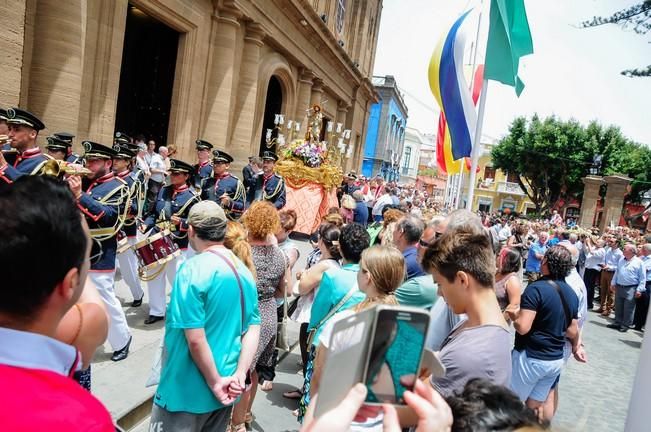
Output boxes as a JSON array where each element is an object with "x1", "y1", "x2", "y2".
[{"x1": 230, "y1": 0, "x2": 379, "y2": 103}]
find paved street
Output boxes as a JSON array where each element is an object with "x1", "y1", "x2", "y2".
[
  {"x1": 92, "y1": 240, "x2": 645, "y2": 431},
  {"x1": 554, "y1": 309, "x2": 643, "y2": 432}
]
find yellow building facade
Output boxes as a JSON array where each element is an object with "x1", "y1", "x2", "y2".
[{"x1": 461, "y1": 142, "x2": 535, "y2": 214}]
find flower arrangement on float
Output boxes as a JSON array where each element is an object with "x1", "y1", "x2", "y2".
[{"x1": 265, "y1": 104, "x2": 354, "y2": 189}]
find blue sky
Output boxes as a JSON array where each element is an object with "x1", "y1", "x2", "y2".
[{"x1": 373, "y1": 0, "x2": 651, "y2": 145}]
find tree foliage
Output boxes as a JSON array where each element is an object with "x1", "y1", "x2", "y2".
[
  {"x1": 581, "y1": 0, "x2": 651, "y2": 77},
  {"x1": 491, "y1": 116, "x2": 651, "y2": 214}
]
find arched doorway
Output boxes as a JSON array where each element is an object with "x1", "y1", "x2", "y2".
[{"x1": 259, "y1": 76, "x2": 283, "y2": 155}]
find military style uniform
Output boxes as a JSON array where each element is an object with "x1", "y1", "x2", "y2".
[
  {"x1": 77, "y1": 141, "x2": 132, "y2": 359},
  {"x1": 114, "y1": 144, "x2": 146, "y2": 305},
  {"x1": 0, "y1": 108, "x2": 49, "y2": 183},
  {"x1": 341, "y1": 171, "x2": 361, "y2": 196},
  {"x1": 248, "y1": 151, "x2": 286, "y2": 209},
  {"x1": 200, "y1": 149, "x2": 246, "y2": 220},
  {"x1": 142, "y1": 159, "x2": 200, "y2": 322},
  {"x1": 53, "y1": 132, "x2": 81, "y2": 164},
  {"x1": 192, "y1": 139, "x2": 213, "y2": 190}
]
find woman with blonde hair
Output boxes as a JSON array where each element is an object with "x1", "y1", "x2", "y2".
[
  {"x1": 378, "y1": 208, "x2": 405, "y2": 246},
  {"x1": 231, "y1": 201, "x2": 289, "y2": 431},
  {"x1": 224, "y1": 221, "x2": 256, "y2": 278},
  {"x1": 304, "y1": 245, "x2": 404, "y2": 427}
]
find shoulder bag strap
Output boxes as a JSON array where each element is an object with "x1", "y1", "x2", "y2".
[
  {"x1": 207, "y1": 249, "x2": 246, "y2": 334},
  {"x1": 314, "y1": 285, "x2": 358, "y2": 330},
  {"x1": 548, "y1": 280, "x2": 571, "y2": 329}
]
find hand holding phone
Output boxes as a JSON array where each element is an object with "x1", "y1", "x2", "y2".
[{"x1": 363, "y1": 307, "x2": 430, "y2": 405}]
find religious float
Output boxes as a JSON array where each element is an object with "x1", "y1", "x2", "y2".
[{"x1": 265, "y1": 104, "x2": 353, "y2": 234}]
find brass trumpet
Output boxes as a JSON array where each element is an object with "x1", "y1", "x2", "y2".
[
  {"x1": 0, "y1": 134, "x2": 15, "y2": 150},
  {"x1": 39, "y1": 159, "x2": 92, "y2": 177}
]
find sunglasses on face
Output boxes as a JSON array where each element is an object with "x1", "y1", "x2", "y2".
[{"x1": 419, "y1": 231, "x2": 443, "y2": 247}]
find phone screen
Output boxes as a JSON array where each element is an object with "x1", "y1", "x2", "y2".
[{"x1": 364, "y1": 309, "x2": 428, "y2": 404}]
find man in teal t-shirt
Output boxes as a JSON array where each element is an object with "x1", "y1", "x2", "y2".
[{"x1": 150, "y1": 201, "x2": 260, "y2": 432}]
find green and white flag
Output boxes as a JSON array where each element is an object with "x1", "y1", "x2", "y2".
[{"x1": 484, "y1": 0, "x2": 534, "y2": 96}]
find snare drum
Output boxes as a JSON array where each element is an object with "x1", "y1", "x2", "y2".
[
  {"x1": 116, "y1": 231, "x2": 130, "y2": 254},
  {"x1": 133, "y1": 229, "x2": 181, "y2": 272}
]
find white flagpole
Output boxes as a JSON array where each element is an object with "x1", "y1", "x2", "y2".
[
  {"x1": 465, "y1": 0, "x2": 485, "y2": 211},
  {"x1": 466, "y1": 79, "x2": 488, "y2": 211}
]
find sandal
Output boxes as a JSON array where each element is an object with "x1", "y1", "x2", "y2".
[
  {"x1": 245, "y1": 412, "x2": 253, "y2": 429},
  {"x1": 282, "y1": 389, "x2": 303, "y2": 399},
  {"x1": 229, "y1": 423, "x2": 246, "y2": 432}
]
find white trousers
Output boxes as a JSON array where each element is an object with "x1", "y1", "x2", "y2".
[
  {"x1": 89, "y1": 271, "x2": 132, "y2": 351},
  {"x1": 116, "y1": 236, "x2": 144, "y2": 301},
  {"x1": 146, "y1": 247, "x2": 194, "y2": 317}
]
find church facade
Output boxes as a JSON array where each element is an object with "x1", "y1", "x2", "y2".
[{"x1": 0, "y1": 0, "x2": 382, "y2": 172}]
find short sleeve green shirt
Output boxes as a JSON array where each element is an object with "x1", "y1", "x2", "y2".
[{"x1": 155, "y1": 247, "x2": 260, "y2": 413}]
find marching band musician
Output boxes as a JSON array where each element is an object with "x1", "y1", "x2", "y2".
[
  {"x1": 45, "y1": 135, "x2": 75, "y2": 162},
  {"x1": 113, "y1": 143, "x2": 146, "y2": 308},
  {"x1": 248, "y1": 150, "x2": 286, "y2": 209},
  {"x1": 200, "y1": 149, "x2": 246, "y2": 220},
  {"x1": 0, "y1": 108, "x2": 49, "y2": 183},
  {"x1": 52, "y1": 131, "x2": 82, "y2": 164},
  {"x1": 68, "y1": 141, "x2": 133, "y2": 362},
  {"x1": 192, "y1": 139, "x2": 213, "y2": 190},
  {"x1": 141, "y1": 159, "x2": 200, "y2": 325}
]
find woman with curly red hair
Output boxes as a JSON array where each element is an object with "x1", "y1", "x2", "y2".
[{"x1": 231, "y1": 202, "x2": 290, "y2": 432}]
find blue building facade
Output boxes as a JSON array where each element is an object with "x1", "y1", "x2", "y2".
[{"x1": 361, "y1": 75, "x2": 408, "y2": 181}]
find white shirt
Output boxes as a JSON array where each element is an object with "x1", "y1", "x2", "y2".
[
  {"x1": 148, "y1": 153, "x2": 166, "y2": 183},
  {"x1": 563, "y1": 269, "x2": 588, "y2": 361},
  {"x1": 585, "y1": 246, "x2": 606, "y2": 270},
  {"x1": 498, "y1": 224, "x2": 512, "y2": 242},
  {"x1": 372, "y1": 194, "x2": 393, "y2": 216}
]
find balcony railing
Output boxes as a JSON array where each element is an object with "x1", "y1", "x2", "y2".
[{"x1": 496, "y1": 181, "x2": 526, "y2": 195}]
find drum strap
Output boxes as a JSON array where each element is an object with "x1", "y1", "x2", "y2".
[
  {"x1": 207, "y1": 249, "x2": 246, "y2": 334},
  {"x1": 89, "y1": 227, "x2": 116, "y2": 237}
]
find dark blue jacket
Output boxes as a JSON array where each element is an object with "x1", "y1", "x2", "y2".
[
  {"x1": 116, "y1": 169, "x2": 146, "y2": 238},
  {"x1": 78, "y1": 173, "x2": 129, "y2": 271},
  {"x1": 353, "y1": 201, "x2": 369, "y2": 227},
  {"x1": 192, "y1": 161, "x2": 213, "y2": 190},
  {"x1": 248, "y1": 172, "x2": 286, "y2": 209},
  {"x1": 201, "y1": 173, "x2": 246, "y2": 220},
  {"x1": 143, "y1": 184, "x2": 200, "y2": 250},
  {"x1": 0, "y1": 148, "x2": 49, "y2": 182}
]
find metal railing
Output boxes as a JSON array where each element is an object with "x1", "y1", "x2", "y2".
[{"x1": 497, "y1": 181, "x2": 526, "y2": 195}]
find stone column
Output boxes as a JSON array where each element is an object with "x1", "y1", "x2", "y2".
[
  {"x1": 294, "y1": 69, "x2": 314, "y2": 137},
  {"x1": 599, "y1": 175, "x2": 632, "y2": 232},
  {"x1": 229, "y1": 22, "x2": 264, "y2": 171},
  {"x1": 77, "y1": 0, "x2": 128, "y2": 147},
  {"x1": 578, "y1": 176, "x2": 603, "y2": 228},
  {"x1": 202, "y1": 3, "x2": 242, "y2": 146},
  {"x1": 0, "y1": 0, "x2": 27, "y2": 105},
  {"x1": 27, "y1": 0, "x2": 84, "y2": 138}
]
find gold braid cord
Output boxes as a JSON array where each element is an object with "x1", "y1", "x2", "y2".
[
  {"x1": 275, "y1": 160, "x2": 343, "y2": 189},
  {"x1": 138, "y1": 261, "x2": 168, "y2": 282},
  {"x1": 92, "y1": 183, "x2": 131, "y2": 241}
]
